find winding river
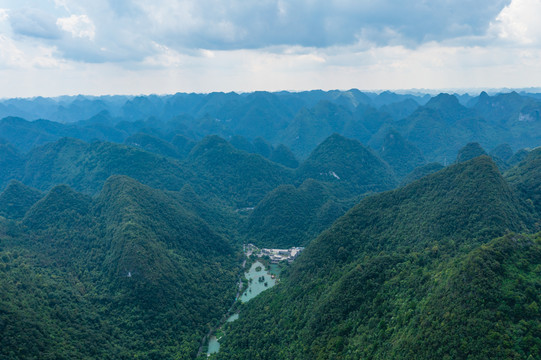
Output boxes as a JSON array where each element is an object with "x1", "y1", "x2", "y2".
[{"x1": 206, "y1": 260, "x2": 277, "y2": 357}]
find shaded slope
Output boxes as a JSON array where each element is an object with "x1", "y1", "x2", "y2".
[
  {"x1": 399, "y1": 162, "x2": 444, "y2": 186},
  {"x1": 0, "y1": 143, "x2": 24, "y2": 189},
  {"x1": 379, "y1": 98, "x2": 420, "y2": 120},
  {"x1": 280, "y1": 101, "x2": 358, "y2": 159},
  {"x1": 187, "y1": 135, "x2": 294, "y2": 207},
  {"x1": 489, "y1": 143, "x2": 514, "y2": 171},
  {"x1": 509, "y1": 148, "x2": 530, "y2": 166},
  {"x1": 167, "y1": 184, "x2": 241, "y2": 240},
  {"x1": 490, "y1": 143, "x2": 514, "y2": 163},
  {"x1": 397, "y1": 93, "x2": 498, "y2": 162},
  {"x1": 378, "y1": 129, "x2": 426, "y2": 179},
  {"x1": 22, "y1": 137, "x2": 192, "y2": 194},
  {"x1": 398, "y1": 233, "x2": 541, "y2": 360},
  {"x1": 171, "y1": 134, "x2": 196, "y2": 157},
  {"x1": 505, "y1": 147, "x2": 541, "y2": 217},
  {"x1": 245, "y1": 179, "x2": 348, "y2": 248},
  {"x1": 297, "y1": 133, "x2": 397, "y2": 198},
  {"x1": 124, "y1": 132, "x2": 181, "y2": 159},
  {"x1": 22, "y1": 184, "x2": 91, "y2": 231},
  {"x1": 0, "y1": 180, "x2": 42, "y2": 219},
  {"x1": 270, "y1": 144, "x2": 299, "y2": 168},
  {"x1": 229, "y1": 135, "x2": 256, "y2": 153},
  {"x1": 455, "y1": 142, "x2": 487, "y2": 163}
]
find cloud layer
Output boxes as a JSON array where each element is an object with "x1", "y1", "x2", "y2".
[
  {"x1": 1, "y1": 0, "x2": 540, "y2": 97},
  {"x1": 4, "y1": 0, "x2": 513, "y2": 60}
]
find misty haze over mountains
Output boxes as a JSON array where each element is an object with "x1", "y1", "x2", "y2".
[{"x1": 1, "y1": 89, "x2": 540, "y2": 162}]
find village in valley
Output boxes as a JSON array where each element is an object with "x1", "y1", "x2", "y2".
[{"x1": 244, "y1": 243, "x2": 305, "y2": 264}]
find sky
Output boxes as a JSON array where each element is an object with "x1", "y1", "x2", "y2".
[{"x1": 1, "y1": 0, "x2": 541, "y2": 97}]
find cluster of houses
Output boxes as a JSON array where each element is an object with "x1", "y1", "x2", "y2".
[{"x1": 245, "y1": 244, "x2": 304, "y2": 264}]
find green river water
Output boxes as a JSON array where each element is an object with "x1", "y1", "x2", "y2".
[{"x1": 207, "y1": 261, "x2": 276, "y2": 356}]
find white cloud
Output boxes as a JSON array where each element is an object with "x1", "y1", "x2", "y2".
[
  {"x1": 0, "y1": 8, "x2": 8, "y2": 21},
  {"x1": 57, "y1": 14, "x2": 95, "y2": 40},
  {"x1": 141, "y1": 42, "x2": 184, "y2": 68},
  {"x1": 0, "y1": 34, "x2": 26, "y2": 66},
  {"x1": 0, "y1": 34, "x2": 60, "y2": 69},
  {"x1": 489, "y1": 0, "x2": 541, "y2": 44}
]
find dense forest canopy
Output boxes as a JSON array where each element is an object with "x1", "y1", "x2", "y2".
[{"x1": 0, "y1": 89, "x2": 539, "y2": 359}]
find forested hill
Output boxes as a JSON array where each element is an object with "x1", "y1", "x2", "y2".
[
  {"x1": 297, "y1": 133, "x2": 397, "y2": 197},
  {"x1": 505, "y1": 147, "x2": 541, "y2": 217},
  {"x1": 0, "y1": 175, "x2": 238, "y2": 359},
  {"x1": 0, "y1": 131, "x2": 407, "y2": 255},
  {"x1": 1, "y1": 90, "x2": 540, "y2": 163},
  {"x1": 244, "y1": 179, "x2": 351, "y2": 248},
  {"x1": 218, "y1": 155, "x2": 540, "y2": 360},
  {"x1": 0, "y1": 132, "x2": 408, "y2": 209}
]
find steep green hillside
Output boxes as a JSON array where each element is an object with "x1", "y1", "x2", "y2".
[
  {"x1": 218, "y1": 156, "x2": 535, "y2": 360},
  {"x1": 245, "y1": 179, "x2": 349, "y2": 248},
  {"x1": 397, "y1": 233, "x2": 541, "y2": 359},
  {"x1": 397, "y1": 94, "x2": 499, "y2": 162},
  {"x1": 0, "y1": 143, "x2": 24, "y2": 189},
  {"x1": 505, "y1": 148, "x2": 541, "y2": 218},
  {"x1": 22, "y1": 137, "x2": 192, "y2": 194},
  {"x1": 187, "y1": 135, "x2": 294, "y2": 207},
  {"x1": 293, "y1": 156, "x2": 529, "y2": 277},
  {"x1": 124, "y1": 132, "x2": 181, "y2": 159},
  {"x1": 0, "y1": 177, "x2": 238, "y2": 359},
  {"x1": 0, "y1": 180, "x2": 42, "y2": 219},
  {"x1": 490, "y1": 143, "x2": 514, "y2": 163},
  {"x1": 378, "y1": 129, "x2": 426, "y2": 179},
  {"x1": 471, "y1": 92, "x2": 541, "y2": 150},
  {"x1": 399, "y1": 162, "x2": 444, "y2": 186},
  {"x1": 0, "y1": 116, "x2": 126, "y2": 152},
  {"x1": 270, "y1": 144, "x2": 299, "y2": 168},
  {"x1": 455, "y1": 142, "x2": 487, "y2": 163},
  {"x1": 280, "y1": 101, "x2": 359, "y2": 159},
  {"x1": 22, "y1": 184, "x2": 91, "y2": 231},
  {"x1": 297, "y1": 133, "x2": 397, "y2": 198}
]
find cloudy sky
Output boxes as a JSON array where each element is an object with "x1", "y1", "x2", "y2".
[{"x1": 1, "y1": 0, "x2": 541, "y2": 97}]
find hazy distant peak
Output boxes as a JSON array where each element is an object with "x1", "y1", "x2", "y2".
[{"x1": 456, "y1": 142, "x2": 487, "y2": 163}]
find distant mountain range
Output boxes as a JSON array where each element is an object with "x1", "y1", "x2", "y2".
[{"x1": 1, "y1": 90, "x2": 539, "y2": 163}]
